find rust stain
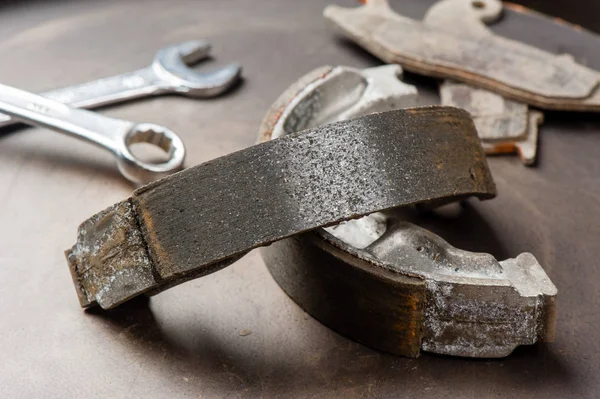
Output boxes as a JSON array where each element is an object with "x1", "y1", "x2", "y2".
[
  {"x1": 389, "y1": 292, "x2": 424, "y2": 355},
  {"x1": 486, "y1": 142, "x2": 517, "y2": 154},
  {"x1": 405, "y1": 292, "x2": 421, "y2": 312},
  {"x1": 132, "y1": 197, "x2": 171, "y2": 278},
  {"x1": 258, "y1": 105, "x2": 285, "y2": 142}
]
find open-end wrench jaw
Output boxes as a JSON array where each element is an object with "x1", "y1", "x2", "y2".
[
  {"x1": 153, "y1": 40, "x2": 242, "y2": 98},
  {"x1": 175, "y1": 39, "x2": 212, "y2": 64}
]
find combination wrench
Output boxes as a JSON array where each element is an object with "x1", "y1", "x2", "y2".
[
  {"x1": 0, "y1": 40, "x2": 241, "y2": 129},
  {"x1": 0, "y1": 83, "x2": 185, "y2": 184}
]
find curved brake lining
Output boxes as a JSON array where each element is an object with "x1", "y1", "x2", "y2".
[
  {"x1": 258, "y1": 65, "x2": 557, "y2": 358},
  {"x1": 66, "y1": 104, "x2": 494, "y2": 309},
  {"x1": 324, "y1": 0, "x2": 600, "y2": 111}
]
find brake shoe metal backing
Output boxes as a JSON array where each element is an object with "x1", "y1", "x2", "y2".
[{"x1": 258, "y1": 65, "x2": 557, "y2": 358}]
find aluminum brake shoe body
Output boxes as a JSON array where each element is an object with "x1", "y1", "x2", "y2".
[
  {"x1": 66, "y1": 103, "x2": 495, "y2": 310},
  {"x1": 324, "y1": 0, "x2": 600, "y2": 112},
  {"x1": 258, "y1": 65, "x2": 557, "y2": 358}
]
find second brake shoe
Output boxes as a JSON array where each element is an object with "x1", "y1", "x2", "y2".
[
  {"x1": 66, "y1": 106, "x2": 495, "y2": 310},
  {"x1": 257, "y1": 65, "x2": 556, "y2": 358}
]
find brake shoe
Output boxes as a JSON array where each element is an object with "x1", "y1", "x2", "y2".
[
  {"x1": 258, "y1": 65, "x2": 557, "y2": 358},
  {"x1": 66, "y1": 104, "x2": 494, "y2": 310},
  {"x1": 324, "y1": 0, "x2": 600, "y2": 112}
]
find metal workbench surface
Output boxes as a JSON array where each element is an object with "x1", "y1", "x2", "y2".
[{"x1": 0, "y1": 0, "x2": 598, "y2": 397}]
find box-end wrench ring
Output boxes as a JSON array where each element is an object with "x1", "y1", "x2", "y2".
[
  {"x1": 0, "y1": 83, "x2": 185, "y2": 184},
  {"x1": 0, "y1": 40, "x2": 242, "y2": 129}
]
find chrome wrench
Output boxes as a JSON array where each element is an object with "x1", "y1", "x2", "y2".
[
  {"x1": 0, "y1": 83, "x2": 185, "y2": 184},
  {"x1": 0, "y1": 40, "x2": 241, "y2": 129}
]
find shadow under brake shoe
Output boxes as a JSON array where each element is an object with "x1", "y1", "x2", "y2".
[
  {"x1": 66, "y1": 103, "x2": 495, "y2": 310},
  {"x1": 325, "y1": 0, "x2": 600, "y2": 112},
  {"x1": 258, "y1": 65, "x2": 557, "y2": 358}
]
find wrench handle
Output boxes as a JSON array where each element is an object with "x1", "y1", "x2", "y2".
[
  {"x1": 0, "y1": 67, "x2": 163, "y2": 129},
  {"x1": 0, "y1": 83, "x2": 132, "y2": 152},
  {"x1": 0, "y1": 82, "x2": 185, "y2": 184}
]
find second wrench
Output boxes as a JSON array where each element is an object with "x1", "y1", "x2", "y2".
[{"x1": 0, "y1": 40, "x2": 242, "y2": 129}]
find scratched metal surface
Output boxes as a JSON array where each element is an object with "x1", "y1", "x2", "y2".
[{"x1": 0, "y1": 0, "x2": 599, "y2": 397}]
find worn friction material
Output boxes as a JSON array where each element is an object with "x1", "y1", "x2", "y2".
[
  {"x1": 66, "y1": 106, "x2": 495, "y2": 309},
  {"x1": 324, "y1": 0, "x2": 600, "y2": 111}
]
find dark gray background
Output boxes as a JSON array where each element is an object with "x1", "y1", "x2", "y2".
[{"x1": 1, "y1": 1, "x2": 598, "y2": 397}]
